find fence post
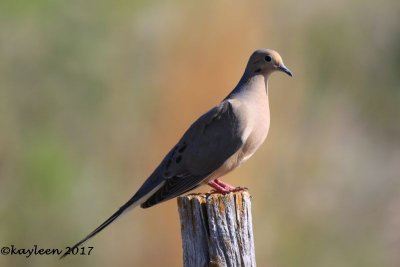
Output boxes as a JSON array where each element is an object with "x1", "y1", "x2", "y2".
[{"x1": 177, "y1": 190, "x2": 256, "y2": 267}]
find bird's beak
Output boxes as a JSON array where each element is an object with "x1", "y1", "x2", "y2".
[{"x1": 277, "y1": 64, "x2": 293, "y2": 77}]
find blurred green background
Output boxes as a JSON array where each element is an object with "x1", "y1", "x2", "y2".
[{"x1": 1, "y1": 0, "x2": 399, "y2": 266}]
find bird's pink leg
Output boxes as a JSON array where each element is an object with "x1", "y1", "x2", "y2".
[
  {"x1": 208, "y1": 180, "x2": 230, "y2": 193},
  {"x1": 214, "y1": 179, "x2": 236, "y2": 190},
  {"x1": 208, "y1": 179, "x2": 245, "y2": 193}
]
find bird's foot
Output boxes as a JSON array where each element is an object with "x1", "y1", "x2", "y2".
[{"x1": 208, "y1": 179, "x2": 247, "y2": 194}]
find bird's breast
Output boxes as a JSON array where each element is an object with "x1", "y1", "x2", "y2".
[
  {"x1": 204, "y1": 92, "x2": 270, "y2": 182},
  {"x1": 237, "y1": 95, "x2": 270, "y2": 164}
]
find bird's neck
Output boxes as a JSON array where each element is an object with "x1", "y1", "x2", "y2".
[{"x1": 227, "y1": 72, "x2": 269, "y2": 100}]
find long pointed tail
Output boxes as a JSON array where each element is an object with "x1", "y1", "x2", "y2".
[{"x1": 60, "y1": 195, "x2": 141, "y2": 259}]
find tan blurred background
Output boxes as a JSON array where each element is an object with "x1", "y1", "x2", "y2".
[{"x1": 1, "y1": 0, "x2": 400, "y2": 266}]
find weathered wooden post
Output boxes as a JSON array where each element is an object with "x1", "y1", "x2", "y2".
[{"x1": 177, "y1": 190, "x2": 256, "y2": 267}]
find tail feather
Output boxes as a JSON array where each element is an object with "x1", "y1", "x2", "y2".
[{"x1": 60, "y1": 196, "x2": 140, "y2": 259}]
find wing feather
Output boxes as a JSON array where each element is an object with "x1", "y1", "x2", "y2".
[{"x1": 140, "y1": 100, "x2": 244, "y2": 208}]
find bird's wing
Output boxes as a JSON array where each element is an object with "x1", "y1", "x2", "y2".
[
  {"x1": 60, "y1": 100, "x2": 244, "y2": 259},
  {"x1": 140, "y1": 99, "x2": 244, "y2": 208}
]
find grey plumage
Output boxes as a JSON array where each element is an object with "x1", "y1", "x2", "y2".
[{"x1": 60, "y1": 48, "x2": 291, "y2": 259}]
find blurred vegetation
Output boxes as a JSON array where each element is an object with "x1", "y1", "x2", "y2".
[{"x1": 1, "y1": 0, "x2": 399, "y2": 266}]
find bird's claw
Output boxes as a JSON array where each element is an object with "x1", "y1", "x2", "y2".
[{"x1": 208, "y1": 179, "x2": 248, "y2": 194}]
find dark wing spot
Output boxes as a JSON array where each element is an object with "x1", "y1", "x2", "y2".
[
  {"x1": 178, "y1": 143, "x2": 187, "y2": 153},
  {"x1": 175, "y1": 155, "x2": 182, "y2": 164}
]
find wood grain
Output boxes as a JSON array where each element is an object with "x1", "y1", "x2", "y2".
[{"x1": 177, "y1": 190, "x2": 256, "y2": 267}]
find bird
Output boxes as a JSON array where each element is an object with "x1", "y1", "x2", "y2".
[{"x1": 60, "y1": 48, "x2": 292, "y2": 259}]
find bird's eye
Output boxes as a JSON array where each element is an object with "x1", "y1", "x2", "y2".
[{"x1": 265, "y1": 55, "x2": 272, "y2": 62}]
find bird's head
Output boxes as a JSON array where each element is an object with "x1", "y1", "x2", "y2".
[{"x1": 247, "y1": 48, "x2": 292, "y2": 77}]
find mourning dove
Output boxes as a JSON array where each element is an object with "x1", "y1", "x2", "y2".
[{"x1": 61, "y1": 48, "x2": 292, "y2": 258}]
